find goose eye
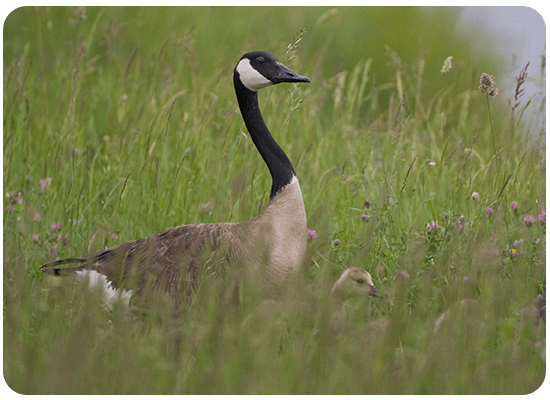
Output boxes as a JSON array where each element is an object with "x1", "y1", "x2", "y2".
[
  {"x1": 356, "y1": 278, "x2": 365, "y2": 284},
  {"x1": 256, "y1": 56, "x2": 265, "y2": 63}
]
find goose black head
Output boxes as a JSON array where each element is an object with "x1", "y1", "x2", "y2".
[{"x1": 235, "y1": 51, "x2": 310, "y2": 92}]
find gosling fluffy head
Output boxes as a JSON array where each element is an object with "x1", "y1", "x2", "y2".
[{"x1": 330, "y1": 267, "x2": 378, "y2": 302}]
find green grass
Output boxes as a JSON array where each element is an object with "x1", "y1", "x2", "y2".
[{"x1": 3, "y1": 7, "x2": 546, "y2": 395}]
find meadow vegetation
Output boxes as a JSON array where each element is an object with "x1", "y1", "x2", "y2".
[{"x1": 3, "y1": 7, "x2": 545, "y2": 394}]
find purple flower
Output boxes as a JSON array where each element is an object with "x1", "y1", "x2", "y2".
[
  {"x1": 364, "y1": 199, "x2": 371, "y2": 209},
  {"x1": 471, "y1": 191, "x2": 480, "y2": 200},
  {"x1": 457, "y1": 223, "x2": 464, "y2": 232},
  {"x1": 510, "y1": 201, "x2": 519, "y2": 214},
  {"x1": 307, "y1": 229, "x2": 317, "y2": 240},
  {"x1": 50, "y1": 222, "x2": 62, "y2": 231},
  {"x1": 524, "y1": 215, "x2": 536, "y2": 228},
  {"x1": 538, "y1": 210, "x2": 545, "y2": 226},
  {"x1": 332, "y1": 239, "x2": 340, "y2": 246},
  {"x1": 393, "y1": 270, "x2": 410, "y2": 280},
  {"x1": 32, "y1": 234, "x2": 39, "y2": 244},
  {"x1": 427, "y1": 220, "x2": 439, "y2": 233},
  {"x1": 32, "y1": 211, "x2": 41, "y2": 221},
  {"x1": 535, "y1": 238, "x2": 540, "y2": 245},
  {"x1": 38, "y1": 178, "x2": 51, "y2": 190},
  {"x1": 361, "y1": 214, "x2": 369, "y2": 222},
  {"x1": 513, "y1": 239, "x2": 523, "y2": 247},
  {"x1": 486, "y1": 207, "x2": 494, "y2": 217},
  {"x1": 57, "y1": 233, "x2": 69, "y2": 245},
  {"x1": 6, "y1": 191, "x2": 22, "y2": 204}
]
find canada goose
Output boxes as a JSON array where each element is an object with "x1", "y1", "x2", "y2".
[
  {"x1": 433, "y1": 299, "x2": 480, "y2": 334},
  {"x1": 40, "y1": 51, "x2": 310, "y2": 309},
  {"x1": 518, "y1": 295, "x2": 546, "y2": 363},
  {"x1": 519, "y1": 294, "x2": 546, "y2": 327},
  {"x1": 433, "y1": 296, "x2": 546, "y2": 334}
]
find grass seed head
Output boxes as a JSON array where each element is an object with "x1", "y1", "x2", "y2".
[
  {"x1": 440, "y1": 56, "x2": 453, "y2": 75},
  {"x1": 478, "y1": 73, "x2": 499, "y2": 99}
]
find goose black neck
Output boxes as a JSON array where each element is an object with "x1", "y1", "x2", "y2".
[{"x1": 234, "y1": 74, "x2": 295, "y2": 200}]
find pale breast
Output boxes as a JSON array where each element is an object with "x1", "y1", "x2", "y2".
[{"x1": 241, "y1": 176, "x2": 307, "y2": 291}]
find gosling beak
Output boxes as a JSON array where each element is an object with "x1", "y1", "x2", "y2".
[{"x1": 370, "y1": 285, "x2": 380, "y2": 297}]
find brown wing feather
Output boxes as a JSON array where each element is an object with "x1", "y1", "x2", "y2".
[{"x1": 40, "y1": 222, "x2": 240, "y2": 305}]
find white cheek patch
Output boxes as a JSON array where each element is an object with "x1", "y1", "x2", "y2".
[
  {"x1": 236, "y1": 58, "x2": 273, "y2": 92},
  {"x1": 75, "y1": 269, "x2": 133, "y2": 309}
]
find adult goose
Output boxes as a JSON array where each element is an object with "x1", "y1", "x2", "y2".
[{"x1": 40, "y1": 51, "x2": 310, "y2": 309}]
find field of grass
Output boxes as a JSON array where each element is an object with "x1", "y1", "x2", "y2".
[{"x1": 3, "y1": 7, "x2": 546, "y2": 395}]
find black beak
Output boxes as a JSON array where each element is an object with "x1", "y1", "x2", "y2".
[
  {"x1": 272, "y1": 62, "x2": 310, "y2": 84},
  {"x1": 370, "y1": 285, "x2": 380, "y2": 297}
]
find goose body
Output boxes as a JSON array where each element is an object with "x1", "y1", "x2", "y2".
[{"x1": 40, "y1": 51, "x2": 310, "y2": 308}]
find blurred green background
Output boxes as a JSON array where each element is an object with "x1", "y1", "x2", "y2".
[{"x1": 4, "y1": 7, "x2": 501, "y2": 98}]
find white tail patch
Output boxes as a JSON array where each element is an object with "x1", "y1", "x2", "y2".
[
  {"x1": 75, "y1": 270, "x2": 133, "y2": 309},
  {"x1": 236, "y1": 58, "x2": 273, "y2": 92}
]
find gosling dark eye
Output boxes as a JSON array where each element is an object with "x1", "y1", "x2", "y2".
[
  {"x1": 256, "y1": 56, "x2": 265, "y2": 63},
  {"x1": 356, "y1": 279, "x2": 365, "y2": 284}
]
